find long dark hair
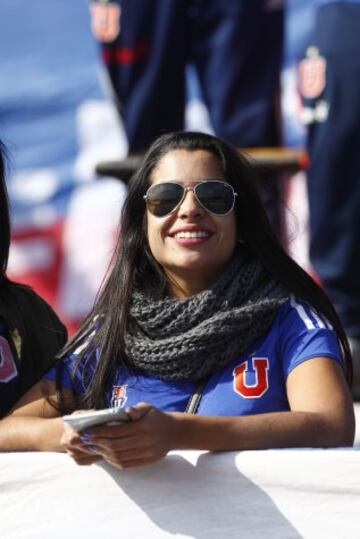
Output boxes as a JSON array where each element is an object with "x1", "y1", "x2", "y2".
[
  {"x1": 0, "y1": 141, "x2": 11, "y2": 279},
  {"x1": 61, "y1": 131, "x2": 352, "y2": 409}
]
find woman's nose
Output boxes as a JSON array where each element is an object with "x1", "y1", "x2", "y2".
[{"x1": 177, "y1": 189, "x2": 204, "y2": 217}]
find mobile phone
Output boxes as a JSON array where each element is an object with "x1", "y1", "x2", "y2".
[{"x1": 63, "y1": 407, "x2": 130, "y2": 431}]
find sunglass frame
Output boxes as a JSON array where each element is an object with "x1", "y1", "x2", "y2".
[{"x1": 144, "y1": 179, "x2": 237, "y2": 217}]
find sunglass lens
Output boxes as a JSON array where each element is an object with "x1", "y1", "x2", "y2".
[
  {"x1": 196, "y1": 182, "x2": 234, "y2": 215},
  {"x1": 146, "y1": 183, "x2": 183, "y2": 216}
]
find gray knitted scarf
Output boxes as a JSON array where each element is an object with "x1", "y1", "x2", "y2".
[{"x1": 125, "y1": 249, "x2": 288, "y2": 381}]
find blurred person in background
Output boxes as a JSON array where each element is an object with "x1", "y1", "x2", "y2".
[
  {"x1": 90, "y1": 0, "x2": 284, "y2": 152},
  {"x1": 90, "y1": 0, "x2": 285, "y2": 234},
  {"x1": 0, "y1": 142, "x2": 67, "y2": 417},
  {"x1": 299, "y1": 0, "x2": 360, "y2": 399},
  {"x1": 0, "y1": 1, "x2": 127, "y2": 335}
]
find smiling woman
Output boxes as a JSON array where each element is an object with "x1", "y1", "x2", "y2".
[
  {"x1": 146, "y1": 150, "x2": 237, "y2": 297},
  {"x1": 0, "y1": 132, "x2": 355, "y2": 465}
]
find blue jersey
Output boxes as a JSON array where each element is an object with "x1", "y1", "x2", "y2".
[{"x1": 45, "y1": 297, "x2": 342, "y2": 416}]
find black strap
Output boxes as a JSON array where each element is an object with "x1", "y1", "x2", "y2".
[{"x1": 185, "y1": 378, "x2": 208, "y2": 414}]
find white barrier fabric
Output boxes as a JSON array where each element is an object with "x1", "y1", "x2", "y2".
[{"x1": 1, "y1": 448, "x2": 359, "y2": 539}]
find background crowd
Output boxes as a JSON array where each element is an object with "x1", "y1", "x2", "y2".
[{"x1": 0, "y1": 0, "x2": 309, "y2": 332}]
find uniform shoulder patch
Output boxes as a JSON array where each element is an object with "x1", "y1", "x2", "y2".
[
  {"x1": 90, "y1": 2, "x2": 121, "y2": 43},
  {"x1": 299, "y1": 47, "x2": 327, "y2": 99}
]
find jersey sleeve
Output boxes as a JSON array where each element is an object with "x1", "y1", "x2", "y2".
[
  {"x1": 43, "y1": 353, "x2": 77, "y2": 391},
  {"x1": 43, "y1": 330, "x2": 98, "y2": 398},
  {"x1": 279, "y1": 296, "x2": 343, "y2": 378}
]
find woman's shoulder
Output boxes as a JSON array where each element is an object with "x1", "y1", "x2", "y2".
[
  {"x1": 0, "y1": 282, "x2": 68, "y2": 402},
  {"x1": 274, "y1": 295, "x2": 342, "y2": 374},
  {"x1": 276, "y1": 295, "x2": 333, "y2": 333},
  {"x1": 3, "y1": 282, "x2": 64, "y2": 324},
  {"x1": 1, "y1": 281, "x2": 67, "y2": 345},
  {"x1": 60, "y1": 323, "x2": 99, "y2": 365},
  {"x1": 6, "y1": 281, "x2": 57, "y2": 310}
]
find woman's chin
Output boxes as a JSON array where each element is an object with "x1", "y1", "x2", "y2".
[{"x1": 164, "y1": 257, "x2": 231, "y2": 289}]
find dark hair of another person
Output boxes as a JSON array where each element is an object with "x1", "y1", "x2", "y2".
[
  {"x1": 0, "y1": 141, "x2": 11, "y2": 278},
  {"x1": 0, "y1": 143, "x2": 42, "y2": 354},
  {"x1": 1, "y1": 143, "x2": 67, "y2": 416},
  {"x1": 0, "y1": 142, "x2": 36, "y2": 359},
  {"x1": 59, "y1": 131, "x2": 352, "y2": 410}
]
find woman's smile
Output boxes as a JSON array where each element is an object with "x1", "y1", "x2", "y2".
[{"x1": 168, "y1": 225, "x2": 212, "y2": 244}]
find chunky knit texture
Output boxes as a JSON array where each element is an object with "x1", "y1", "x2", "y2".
[{"x1": 125, "y1": 250, "x2": 289, "y2": 381}]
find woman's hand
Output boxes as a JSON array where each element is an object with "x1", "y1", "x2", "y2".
[
  {"x1": 61, "y1": 414, "x2": 103, "y2": 466},
  {"x1": 78, "y1": 402, "x2": 178, "y2": 469}
]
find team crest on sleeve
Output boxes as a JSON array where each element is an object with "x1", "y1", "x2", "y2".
[
  {"x1": 299, "y1": 47, "x2": 327, "y2": 99},
  {"x1": 233, "y1": 358, "x2": 269, "y2": 398},
  {"x1": 0, "y1": 336, "x2": 18, "y2": 383},
  {"x1": 111, "y1": 385, "x2": 128, "y2": 408},
  {"x1": 90, "y1": 2, "x2": 121, "y2": 42}
]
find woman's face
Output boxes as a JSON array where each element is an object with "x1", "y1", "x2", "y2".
[{"x1": 146, "y1": 149, "x2": 237, "y2": 297}]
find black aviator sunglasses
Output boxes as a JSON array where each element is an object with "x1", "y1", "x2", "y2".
[{"x1": 144, "y1": 179, "x2": 237, "y2": 217}]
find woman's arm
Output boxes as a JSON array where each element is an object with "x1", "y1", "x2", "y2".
[
  {"x1": 0, "y1": 380, "x2": 96, "y2": 458},
  {"x1": 174, "y1": 356, "x2": 355, "y2": 451},
  {"x1": 80, "y1": 357, "x2": 355, "y2": 468},
  {"x1": 0, "y1": 381, "x2": 63, "y2": 451}
]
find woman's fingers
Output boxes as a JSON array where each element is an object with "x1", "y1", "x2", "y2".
[
  {"x1": 87, "y1": 406, "x2": 177, "y2": 468},
  {"x1": 68, "y1": 450, "x2": 103, "y2": 465},
  {"x1": 126, "y1": 402, "x2": 152, "y2": 420},
  {"x1": 87, "y1": 402, "x2": 152, "y2": 439},
  {"x1": 93, "y1": 445, "x2": 154, "y2": 462},
  {"x1": 66, "y1": 437, "x2": 103, "y2": 465},
  {"x1": 65, "y1": 404, "x2": 177, "y2": 469},
  {"x1": 61, "y1": 419, "x2": 103, "y2": 464}
]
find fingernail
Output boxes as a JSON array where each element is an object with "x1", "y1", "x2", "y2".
[{"x1": 80, "y1": 433, "x2": 91, "y2": 443}]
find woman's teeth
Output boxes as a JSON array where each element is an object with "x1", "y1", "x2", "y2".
[{"x1": 174, "y1": 231, "x2": 209, "y2": 239}]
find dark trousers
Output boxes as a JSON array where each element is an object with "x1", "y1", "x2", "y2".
[
  {"x1": 100, "y1": 0, "x2": 284, "y2": 152},
  {"x1": 304, "y1": 2, "x2": 360, "y2": 338}
]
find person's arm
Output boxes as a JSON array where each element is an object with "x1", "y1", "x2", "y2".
[
  {"x1": 0, "y1": 380, "x2": 99, "y2": 465},
  {"x1": 173, "y1": 357, "x2": 355, "y2": 451},
  {"x1": 0, "y1": 380, "x2": 64, "y2": 451},
  {"x1": 76, "y1": 357, "x2": 355, "y2": 469}
]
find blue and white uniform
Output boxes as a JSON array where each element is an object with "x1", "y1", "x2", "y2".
[{"x1": 45, "y1": 297, "x2": 342, "y2": 415}]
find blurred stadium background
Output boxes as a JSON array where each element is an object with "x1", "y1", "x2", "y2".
[{"x1": 0, "y1": 0, "x2": 315, "y2": 333}]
